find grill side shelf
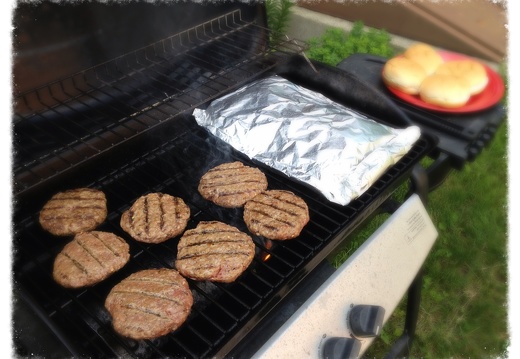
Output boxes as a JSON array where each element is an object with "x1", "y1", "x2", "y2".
[
  {"x1": 12, "y1": 9, "x2": 307, "y2": 197},
  {"x1": 336, "y1": 53, "x2": 506, "y2": 167}
]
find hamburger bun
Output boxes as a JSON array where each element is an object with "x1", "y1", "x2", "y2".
[
  {"x1": 419, "y1": 74, "x2": 471, "y2": 108},
  {"x1": 435, "y1": 59, "x2": 488, "y2": 95},
  {"x1": 382, "y1": 57, "x2": 427, "y2": 95},
  {"x1": 403, "y1": 43, "x2": 444, "y2": 75}
]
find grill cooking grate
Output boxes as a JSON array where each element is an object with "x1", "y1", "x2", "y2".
[
  {"x1": 13, "y1": 10, "x2": 306, "y2": 197},
  {"x1": 13, "y1": 114, "x2": 433, "y2": 358}
]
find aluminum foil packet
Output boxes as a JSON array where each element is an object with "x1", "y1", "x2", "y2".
[{"x1": 193, "y1": 75, "x2": 421, "y2": 206}]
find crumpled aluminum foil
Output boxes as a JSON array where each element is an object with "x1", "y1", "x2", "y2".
[{"x1": 193, "y1": 75, "x2": 421, "y2": 206}]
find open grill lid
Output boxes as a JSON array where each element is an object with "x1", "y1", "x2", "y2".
[
  {"x1": 12, "y1": 3, "x2": 307, "y2": 200},
  {"x1": 13, "y1": 2, "x2": 269, "y2": 93}
]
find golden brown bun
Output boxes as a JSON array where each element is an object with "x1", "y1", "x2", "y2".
[
  {"x1": 382, "y1": 57, "x2": 427, "y2": 95},
  {"x1": 404, "y1": 43, "x2": 444, "y2": 75},
  {"x1": 435, "y1": 59, "x2": 488, "y2": 95},
  {"x1": 419, "y1": 74, "x2": 471, "y2": 108}
]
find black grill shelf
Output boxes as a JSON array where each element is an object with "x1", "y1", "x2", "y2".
[
  {"x1": 13, "y1": 112, "x2": 434, "y2": 358},
  {"x1": 13, "y1": 9, "x2": 307, "y2": 197},
  {"x1": 337, "y1": 54, "x2": 506, "y2": 166}
]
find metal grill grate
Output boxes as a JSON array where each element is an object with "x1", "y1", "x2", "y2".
[
  {"x1": 13, "y1": 113, "x2": 433, "y2": 358},
  {"x1": 12, "y1": 10, "x2": 306, "y2": 197}
]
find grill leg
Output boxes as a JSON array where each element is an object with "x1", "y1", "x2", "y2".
[
  {"x1": 425, "y1": 152, "x2": 455, "y2": 192},
  {"x1": 382, "y1": 162, "x2": 432, "y2": 358},
  {"x1": 407, "y1": 163, "x2": 429, "y2": 206},
  {"x1": 373, "y1": 164, "x2": 431, "y2": 358},
  {"x1": 383, "y1": 268, "x2": 424, "y2": 359}
]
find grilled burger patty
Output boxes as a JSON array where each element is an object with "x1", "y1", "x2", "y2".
[
  {"x1": 175, "y1": 221, "x2": 256, "y2": 283},
  {"x1": 39, "y1": 188, "x2": 107, "y2": 236},
  {"x1": 120, "y1": 193, "x2": 190, "y2": 244},
  {"x1": 53, "y1": 231, "x2": 130, "y2": 288},
  {"x1": 243, "y1": 190, "x2": 310, "y2": 240},
  {"x1": 105, "y1": 268, "x2": 193, "y2": 340},
  {"x1": 198, "y1": 161, "x2": 268, "y2": 208}
]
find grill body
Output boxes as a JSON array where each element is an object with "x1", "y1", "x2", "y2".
[
  {"x1": 12, "y1": 3, "x2": 441, "y2": 358},
  {"x1": 12, "y1": 71, "x2": 433, "y2": 359}
]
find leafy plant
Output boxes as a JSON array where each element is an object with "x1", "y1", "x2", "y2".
[
  {"x1": 307, "y1": 21, "x2": 395, "y2": 66},
  {"x1": 265, "y1": 0, "x2": 294, "y2": 47}
]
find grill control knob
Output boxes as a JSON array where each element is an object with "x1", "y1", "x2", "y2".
[
  {"x1": 319, "y1": 337, "x2": 361, "y2": 359},
  {"x1": 349, "y1": 304, "x2": 385, "y2": 338}
]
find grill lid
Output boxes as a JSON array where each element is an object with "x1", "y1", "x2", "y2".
[
  {"x1": 13, "y1": 2, "x2": 269, "y2": 93},
  {"x1": 12, "y1": 4, "x2": 306, "y2": 199}
]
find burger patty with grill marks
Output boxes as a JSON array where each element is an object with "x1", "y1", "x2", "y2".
[
  {"x1": 39, "y1": 188, "x2": 107, "y2": 236},
  {"x1": 243, "y1": 190, "x2": 309, "y2": 240},
  {"x1": 175, "y1": 221, "x2": 255, "y2": 283},
  {"x1": 53, "y1": 231, "x2": 130, "y2": 288},
  {"x1": 120, "y1": 193, "x2": 190, "y2": 244},
  {"x1": 105, "y1": 268, "x2": 193, "y2": 340},
  {"x1": 198, "y1": 161, "x2": 268, "y2": 208}
]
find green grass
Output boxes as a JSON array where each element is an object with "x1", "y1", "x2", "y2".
[{"x1": 304, "y1": 24, "x2": 509, "y2": 359}]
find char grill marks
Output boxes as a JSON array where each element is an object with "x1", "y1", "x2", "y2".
[
  {"x1": 198, "y1": 162, "x2": 268, "y2": 208},
  {"x1": 120, "y1": 193, "x2": 190, "y2": 244},
  {"x1": 105, "y1": 269, "x2": 193, "y2": 340},
  {"x1": 39, "y1": 188, "x2": 107, "y2": 236},
  {"x1": 53, "y1": 231, "x2": 130, "y2": 288},
  {"x1": 175, "y1": 221, "x2": 255, "y2": 283},
  {"x1": 243, "y1": 190, "x2": 310, "y2": 240}
]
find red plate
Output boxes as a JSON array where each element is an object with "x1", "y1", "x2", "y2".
[{"x1": 384, "y1": 51, "x2": 505, "y2": 113}]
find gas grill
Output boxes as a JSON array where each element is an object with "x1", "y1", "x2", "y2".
[{"x1": 11, "y1": 2, "x2": 505, "y2": 359}]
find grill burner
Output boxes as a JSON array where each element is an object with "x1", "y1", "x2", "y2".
[{"x1": 12, "y1": 5, "x2": 437, "y2": 359}]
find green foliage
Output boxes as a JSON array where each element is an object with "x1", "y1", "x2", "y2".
[
  {"x1": 265, "y1": 0, "x2": 294, "y2": 46},
  {"x1": 307, "y1": 22, "x2": 395, "y2": 66}
]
